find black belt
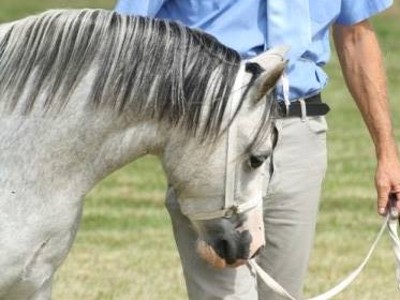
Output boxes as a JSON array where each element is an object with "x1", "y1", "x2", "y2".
[{"x1": 277, "y1": 94, "x2": 330, "y2": 118}]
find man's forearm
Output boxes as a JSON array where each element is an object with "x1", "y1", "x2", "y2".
[
  {"x1": 333, "y1": 20, "x2": 400, "y2": 214},
  {"x1": 333, "y1": 20, "x2": 397, "y2": 159}
]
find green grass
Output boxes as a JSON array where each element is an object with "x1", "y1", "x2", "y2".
[
  {"x1": 0, "y1": 0, "x2": 115, "y2": 21},
  {"x1": 1, "y1": 2, "x2": 400, "y2": 299}
]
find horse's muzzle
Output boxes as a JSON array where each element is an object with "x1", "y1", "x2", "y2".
[
  {"x1": 196, "y1": 238, "x2": 265, "y2": 269},
  {"x1": 195, "y1": 207, "x2": 265, "y2": 268}
]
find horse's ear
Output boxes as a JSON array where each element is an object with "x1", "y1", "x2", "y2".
[{"x1": 246, "y1": 46, "x2": 289, "y2": 102}]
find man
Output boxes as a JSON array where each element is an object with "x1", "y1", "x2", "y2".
[{"x1": 115, "y1": 1, "x2": 400, "y2": 299}]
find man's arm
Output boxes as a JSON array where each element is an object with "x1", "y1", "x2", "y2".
[{"x1": 332, "y1": 20, "x2": 400, "y2": 215}]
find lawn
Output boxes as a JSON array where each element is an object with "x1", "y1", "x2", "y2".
[{"x1": 1, "y1": 2, "x2": 399, "y2": 299}]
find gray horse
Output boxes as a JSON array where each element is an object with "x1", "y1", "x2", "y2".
[{"x1": 0, "y1": 9, "x2": 285, "y2": 299}]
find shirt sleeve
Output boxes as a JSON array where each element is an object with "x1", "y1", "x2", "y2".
[
  {"x1": 114, "y1": 0, "x2": 166, "y2": 17},
  {"x1": 336, "y1": 0, "x2": 393, "y2": 25}
]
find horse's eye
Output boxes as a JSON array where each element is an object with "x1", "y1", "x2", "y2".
[{"x1": 249, "y1": 155, "x2": 266, "y2": 169}]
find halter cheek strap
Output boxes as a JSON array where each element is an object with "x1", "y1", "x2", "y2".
[
  {"x1": 222, "y1": 64, "x2": 259, "y2": 219},
  {"x1": 187, "y1": 65, "x2": 261, "y2": 221}
]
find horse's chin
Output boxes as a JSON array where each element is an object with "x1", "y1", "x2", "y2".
[{"x1": 196, "y1": 240, "x2": 246, "y2": 269}]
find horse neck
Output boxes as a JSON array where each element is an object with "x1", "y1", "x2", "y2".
[
  {"x1": 0, "y1": 108, "x2": 166, "y2": 199},
  {"x1": 0, "y1": 22, "x2": 14, "y2": 39}
]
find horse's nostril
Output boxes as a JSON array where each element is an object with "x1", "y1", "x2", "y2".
[
  {"x1": 214, "y1": 238, "x2": 237, "y2": 265},
  {"x1": 251, "y1": 245, "x2": 265, "y2": 259}
]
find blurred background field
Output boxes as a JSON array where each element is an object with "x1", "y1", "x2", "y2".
[{"x1": 1, "y1": 1, "x2": 399, "y2": 299}]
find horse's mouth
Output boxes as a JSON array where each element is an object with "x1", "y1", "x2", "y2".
[{"x1": 196, "y1": 240, "x2": 247, "y2": 269}]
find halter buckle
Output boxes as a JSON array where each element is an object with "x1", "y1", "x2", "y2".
[{"x1": 224, "y1": 205, "x2": 239, "y2": 218}]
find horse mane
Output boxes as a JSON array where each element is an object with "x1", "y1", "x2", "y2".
[{"x1": 0, "y1": 9, "x2": 244, "y2": 137}]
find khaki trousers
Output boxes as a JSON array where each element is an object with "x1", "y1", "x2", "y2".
[{"x1": 166, "y1": 116, "x2": 328, "y2": 300}]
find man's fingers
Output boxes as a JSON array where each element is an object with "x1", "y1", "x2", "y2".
[
  {"x1": 394, "y1": 186, "x2": 400, "y2": 197},
  {"x1": 376, "y1": 183, "x2": 390, "y2": 215},
  {"x1": 394, "y1": 187, "x2": 400, "y2": 211},
  {"x1": 375, "y1": 162, "x2": 400, "y2": 216},
  {"x1": 388, "y1": 193, "x2": 399, "y2": 218}
]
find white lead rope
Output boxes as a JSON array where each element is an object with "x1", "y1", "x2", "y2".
[
  {"x1": 249, "y1": 215, "x2": 400, "y2": 300},
  {"x1": 388, "y1": 215, "x2": 400, "y2": 289}
]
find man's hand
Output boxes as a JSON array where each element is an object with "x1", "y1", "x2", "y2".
[{"x1": 376, "y1": 158, "x2": 400, "y2": 216}]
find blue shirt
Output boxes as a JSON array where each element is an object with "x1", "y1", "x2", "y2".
[{"x1": 115, "y1": 0, "x2": 392, "y2": 101}]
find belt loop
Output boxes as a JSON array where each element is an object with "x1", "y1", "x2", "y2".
[
  {"x1": 299, "y1": 98, "x2": 306, "y2": 121},
  {"x1": 280, "y1": 72, "x2": 290, "y2": 117}
]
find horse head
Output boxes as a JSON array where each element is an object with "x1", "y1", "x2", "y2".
[{"x1": 162, "y1": 47, "x2": 287, "y2": 268}]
